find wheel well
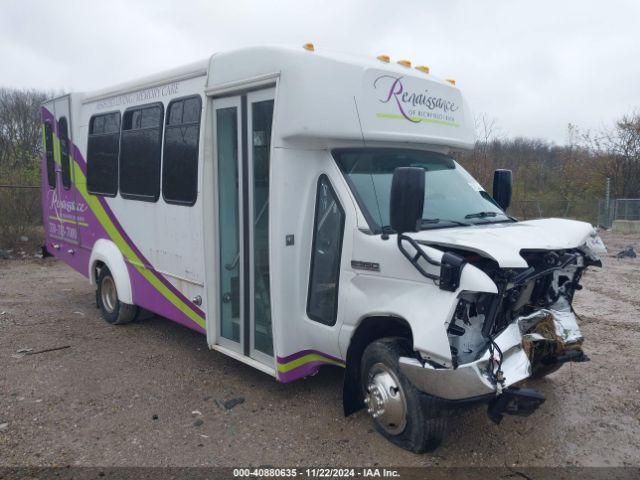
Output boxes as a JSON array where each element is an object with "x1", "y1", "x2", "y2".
[
  {"x1": 92, "y1": 261, "x2": 106, "y2": 308},
  {"x1": 342, "y1": 316, "x2": 413, "y2": 416},
  {"x1": 92, "y1": 260, "x2": 106, "y2": 285}
]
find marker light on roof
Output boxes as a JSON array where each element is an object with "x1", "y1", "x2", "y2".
[
  {"x1": 397, "y1": 59, "x2": 411, "y2": 68},
  {"x1": 303, "y1": 43, "x2": 315, "y2": 51},
  {"x1": 446, "y1": 78, "x2": 456, "y2": 85},
  {"x1": 415, "y1": 65, "x2": 430, "y2": 74},
  {"x1": 377, "y1": 54, "x2": 390, "y2": 63}
]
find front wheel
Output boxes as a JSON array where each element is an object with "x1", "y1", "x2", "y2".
[
  {"x1": 361, "y1": 337, "x2": 447, "y2": 453},
  {"x1": 96, "y1": 266, "x2": 138, "y2": 325}
]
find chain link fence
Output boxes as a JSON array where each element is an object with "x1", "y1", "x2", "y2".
[
  {"x1": 598, "y1": 198, "x2": 640, "y2": 228},
  {"x1": 510, "y1": 199, "x2": 598, "y2": 224}
]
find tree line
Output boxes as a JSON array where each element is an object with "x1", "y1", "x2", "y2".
[
  {"x1": 0, "y1": 88, "x2": 49, "y2": 184},
  {"x1": 456, "y1": 113, "x2": 640, "y2": 222}
]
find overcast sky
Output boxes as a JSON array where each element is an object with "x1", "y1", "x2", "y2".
[{"x1": 2, "y1": 0, "x2": 639, "y2": 144}]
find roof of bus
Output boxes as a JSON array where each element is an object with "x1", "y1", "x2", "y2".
[
  {"x1": 80, "y1": 58, "x2": 210, "y2": 104},
  {"x1": 80, "y1": 45, "x2": 456, "y2": 103},
  {"x1": 208, "y1": 45, "x2": 456, "y2": 88}
]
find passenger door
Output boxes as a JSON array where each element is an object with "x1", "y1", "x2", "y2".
[
  {"x1": 212, "y1": 88, "x2": 275, "y2": 366},
  {"x1": 46, "y1": 96, "x2": 80, "y2": 247}
]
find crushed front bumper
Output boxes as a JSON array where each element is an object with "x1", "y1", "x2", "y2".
[
  {"x1": 399, "y1": 322, "x2": 530, "y2": 400},
  {"x1": 399, "y1": 304, "x2": 586, "y2": 401}
]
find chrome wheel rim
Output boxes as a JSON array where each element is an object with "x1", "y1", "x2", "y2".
[
  {"x1": 364, "y1": 362, "x2": 407, "y2": 435},
  {"x1": 101, "y1": 276, "x2": 117, "y2": 314}
]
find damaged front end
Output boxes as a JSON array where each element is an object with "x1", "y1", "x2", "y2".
[
  {"x1": 399, "y1": 235, "x2": 604, "y2": 422},
  {"x1": 451, "y1": 248, "x2": 597, "y2": 375}
]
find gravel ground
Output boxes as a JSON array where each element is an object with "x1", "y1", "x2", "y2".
[{"x1": 0, "y1": 231, "x2": 638, "y2": 467}]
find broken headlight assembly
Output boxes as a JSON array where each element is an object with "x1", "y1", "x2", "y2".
[
  {"x1": 446, "y1": 291, "x2": 496, "y2": 368},
  {"x1": 447, "y1": 249, "x2": 592, "y2": 373}
]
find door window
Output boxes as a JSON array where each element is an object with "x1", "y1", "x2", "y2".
[
  {"x1": 217, "y1": 106, "x2": 241, "y2": 343},
  {"x1": 44, "y1": 121, "x2": 55, "y2": 189},
  {"x1": 59, "y1": 117, "x2": 71, "y2": 190},
  {"x1": 213, "y1": 91, "x2": 275, "y2": 362},
  {"x1": 251, "y1": 99, "x2": 274, "y2": 356},
  {"x1": 307, "y1": 175, "x2": 345, "y2": 326}
]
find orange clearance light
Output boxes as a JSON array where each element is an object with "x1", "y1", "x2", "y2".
[
  {"x1": 397, "y1": 59, "x2": 411, "y2": 68},
  {"x1": 377, "y1": 54, "x2": 390, "y2": 63},
  {"x1": 415, "y1": 65, "x2": 430, "y2": 74},
  {"x1": 303, "y1": 43, "x2": 315, "y2": 51},
  {"x1": 446, "y1": 78, "x2": 456, "y2": 85}
]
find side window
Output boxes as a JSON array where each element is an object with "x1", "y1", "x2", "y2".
[
  {"x1": 162, "y1": 96, "x2": 201, "y2": 205},
  {"x1": 44, "y1": 121, "x2": 55, "y2": 189},
  {"x1": 120, "y1": 103, "x2": 164, "y2": 202},
  {"x1": 87, "y1": 112, "x2": 120, "y2": 196},
  {"x1": 307, "y1": 175, "x2": 346, "y2": 326},
  {"x1": 59, "y1": 117, "x2": 71, "y2": 190}
]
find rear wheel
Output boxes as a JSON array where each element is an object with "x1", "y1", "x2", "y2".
[
  {"x1": 96, "y1": 266, "x2": 137, "y2": 325},
  {"x1": 361, "y1": 337, "x2": 447, "y2": 453}
]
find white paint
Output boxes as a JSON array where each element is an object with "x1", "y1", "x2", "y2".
[
  {"x1": 88, "y1": 239, "x2": 133, "y2": 304},
  {"x1": 413, "y1": 218, "x2": 600, "y2": 268}
]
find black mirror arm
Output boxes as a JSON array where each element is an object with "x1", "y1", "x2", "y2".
[{"x1": 397, "y1": 234, "x2": 441, "y2": 281}]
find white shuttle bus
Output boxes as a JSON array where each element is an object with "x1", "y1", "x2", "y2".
[{"x1": 40, "y1": 45, "x2": 606, "y2": 452}]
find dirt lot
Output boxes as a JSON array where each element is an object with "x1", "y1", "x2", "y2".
[{"x1": 0, "y1": 231, "x2": 639, "y2": 467}]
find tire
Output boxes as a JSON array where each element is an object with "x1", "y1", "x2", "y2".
[
  {"x1": 360, "y1": 337, "x2": 447, "y2": 453},
  {"x1": 96, "y1": 266, "x2": 137, "y2": 325},
  {"x1": 530, "y1": 362, "x2": 563, "y2": 379}
]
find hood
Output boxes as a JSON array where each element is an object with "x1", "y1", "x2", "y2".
[{"x1": 410, "y1": 218, "x2": 601, "y2": 268}]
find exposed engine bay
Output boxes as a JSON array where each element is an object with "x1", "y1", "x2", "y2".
[
  {"x1": 443, "y1": 248, "x2": 601, "y2": 374},
  {"x1": 394, "y1": 223, "x2": 606, "y2": 427}
]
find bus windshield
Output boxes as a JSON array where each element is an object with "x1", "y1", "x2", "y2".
[{"x1": 333, "y1": 148, "x2": 511, "y2": 232}]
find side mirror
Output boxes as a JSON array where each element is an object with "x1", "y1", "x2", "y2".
[
  {"x1": 390, "y1": 167, "x2": 425, "y2": 233},
  {"x1": 493, "y1": 169, "x2": 512, "y2": 211}
]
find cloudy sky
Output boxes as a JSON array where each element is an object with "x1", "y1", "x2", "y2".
[{"x1": 2, "y1": 0, "x2": 639, "y2": 143}]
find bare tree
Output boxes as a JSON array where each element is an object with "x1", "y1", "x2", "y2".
[
  {"x1": 583, "y1": 110, "x2": 640, "y2": 198},
  {"x1": 0, "y1": 88, "x2": 49, "y2": 183},
  {"x1": 0, "y1": 88, "x2": 50, "y2": 249},
  {"x1": 466, "y1": 114, "x2": 501, "y2": 187}
]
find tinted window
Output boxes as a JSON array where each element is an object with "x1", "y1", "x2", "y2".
[
  {"x1": 87, "y1": 112, "x2": 120, "y2": 196},
  {"x1": 162, "y1": 96, "x2": 201, "y2": 205},
  {"x1": 44, "y1": 121, "x2": 55, "y2": 189},
  {"x1": 307, "y1": 176, "x2": 345, "y2": 326},
  {"x1": 120, "y1": 104, "x2": 163, "y2": 201},
  {"x1": 59, "y1": 117, "x2": 71, "y2": 190}
]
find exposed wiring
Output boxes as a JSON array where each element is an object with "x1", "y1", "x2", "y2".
[{"x1": 487, "y1": 336, "x2": 505, "y2": 394}]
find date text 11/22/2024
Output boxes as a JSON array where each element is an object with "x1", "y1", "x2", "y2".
[{"x1": 233, "y1": 468, "x2": 400, "y2": 478}]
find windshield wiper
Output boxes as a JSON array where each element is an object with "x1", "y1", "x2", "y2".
[
  {"x1": 464, "y1": 211, "x2": 501, "y2": 219},
  {"x1": 421, "y1": 218, "x2": 471, "y2": 227}
]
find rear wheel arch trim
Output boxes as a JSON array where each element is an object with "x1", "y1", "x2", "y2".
[{"x1": 88, "y1": 239, "x2": 133, "y2": 305}]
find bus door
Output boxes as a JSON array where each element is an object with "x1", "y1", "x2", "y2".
[
  {"x1": 212, "y1": 88, "x2": 275, "y2": 366},
  {"x1": 46, "y1": 96, "x2": 80, "y2": 247}
]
